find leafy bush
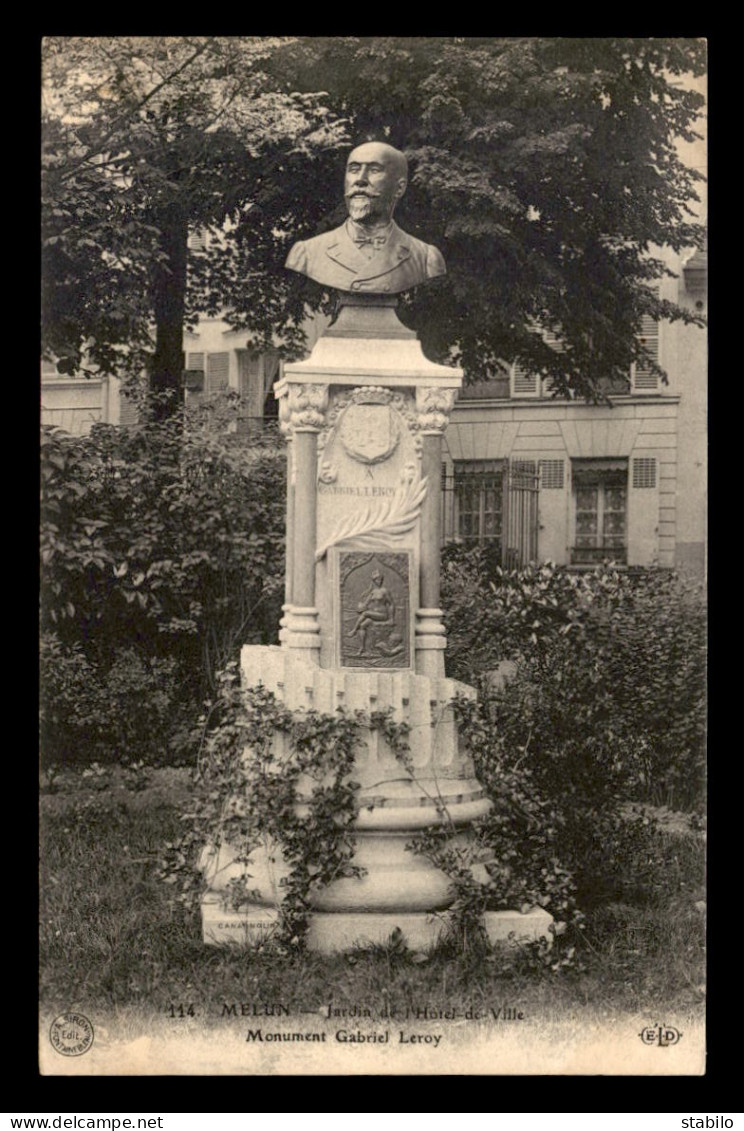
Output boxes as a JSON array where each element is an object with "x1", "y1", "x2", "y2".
[
  {"x1": 40, "y1": 634, "x2": 192, "y2": 768},
  {"x1": 448, "y1": 688, "x2": 691, "y2": 921},
  {"x1": 441, "y1": 551, "x2": 706, "y2": 811},
  {"x1": 597, "y1": 570, "x2": 707, "y2": 810},
  {"x1": 40, "y1": 406, "x2": 286, "y2": 694},
  {"x1": 40, "y1": 401, "x2": 287, "y2": 767}
]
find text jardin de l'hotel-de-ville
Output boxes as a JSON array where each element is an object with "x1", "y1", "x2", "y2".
[{"x1": 221, "y1": 1000, "x2": 526, "y2": 1047}]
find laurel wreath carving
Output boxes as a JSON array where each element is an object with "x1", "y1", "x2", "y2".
[{"x1": 315, "y1": 475, "x2": 428, "y2": 562}]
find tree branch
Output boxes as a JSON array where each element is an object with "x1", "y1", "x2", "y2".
[{"x1": 56, "y1": 37, "x2": 218, "y2": 184}]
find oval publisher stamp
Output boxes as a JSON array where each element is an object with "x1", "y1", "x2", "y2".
[{"x1": 49, "y1": 1012, "x2": 94, "y2": 1057}]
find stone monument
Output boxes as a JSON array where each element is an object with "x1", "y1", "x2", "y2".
[{"x1": 200, "y1": 142, "x2": 552, "y2": 952}]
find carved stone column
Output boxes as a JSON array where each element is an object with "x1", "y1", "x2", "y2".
[
  {"x1": 415, "y1": 386, "x2": 457, "y2": 678},
  {"x1": 275, "y1": 383, "x2": 328, "y2": 662},
  {"x1": 277, "y1": 415, "x2": 294, "y2": 644}
]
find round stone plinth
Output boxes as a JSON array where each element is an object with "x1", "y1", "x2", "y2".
[{"x1": 201, "y1": 820, "x2": 490, "y2": 915}]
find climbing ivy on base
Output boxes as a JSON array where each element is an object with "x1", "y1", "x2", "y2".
[{"x1": 162, "y1": 665, "x2": 415, "y2": 949}]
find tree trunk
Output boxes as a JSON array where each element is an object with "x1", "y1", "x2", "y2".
[{"x1": 150, "y1": 202, "x2": 188, "y2": 421}]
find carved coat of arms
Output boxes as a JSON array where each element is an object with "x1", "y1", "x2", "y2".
[{"x1": 338, "y1": 404, "x2": 401, "y2": 465}]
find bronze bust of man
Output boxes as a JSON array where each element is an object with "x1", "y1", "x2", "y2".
[{"x1": 285, "y1": 141, "x2": 446, "y2": 295}]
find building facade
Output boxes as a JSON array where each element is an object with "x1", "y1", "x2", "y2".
[
  {"x1": 42, "y1": 248, "x2": 706, "y2": 577},
  {"x1": 41, "y1": 361, "x2": 121, "y2": 436},
  {"x1": 441, "y1": 247, "x2": 707, "y2": 575},
  {"x1": 182, "y1": 319, "x2": 279, "y2": 431}
]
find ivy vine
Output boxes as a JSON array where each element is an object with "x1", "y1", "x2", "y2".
[
  {"x1": 161, "y1": 663, "x2": 568, "y2": 958},
  {"x1": 161, "y1": 664, "x2": 417, "y2": 949}
]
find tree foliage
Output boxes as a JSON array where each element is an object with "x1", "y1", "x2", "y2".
[
  {"x1": 42, "y1": 37, "x2": 706, "y2": 405},
  {"x1": 266, "y1": 37, "x2": 707, "y2": 396},
  {"x1": 42, "y1": 36, "x2": 348, "y2": 407}
]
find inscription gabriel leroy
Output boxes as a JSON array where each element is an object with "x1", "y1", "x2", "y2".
[
  {"x1": 285, "y1": 141, "x2": 445, "y2": 294},
  {"x1": 339, "y1": 552, "x2": 410, "y2": 668}
]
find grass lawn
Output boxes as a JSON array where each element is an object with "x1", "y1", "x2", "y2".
[{"x1": 39, "y1": 767, "x2": 706, "y2": 1074}]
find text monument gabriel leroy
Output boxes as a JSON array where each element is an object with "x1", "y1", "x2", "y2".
[{"x1": 199, "y1": 141, "x2": 553, "y2": 951}]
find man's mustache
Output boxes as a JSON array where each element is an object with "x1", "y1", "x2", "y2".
[{"x1": 346, "y1": 188, "x2": 380, "y2": 199}]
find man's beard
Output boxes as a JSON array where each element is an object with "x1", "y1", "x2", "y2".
[{"x1": 346, "y1": 191, "x2": 385, "y2": 223}]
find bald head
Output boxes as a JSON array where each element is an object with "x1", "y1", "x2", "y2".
[{"x1": 344, "y1": 142, "x2": 409, "y2": 226}]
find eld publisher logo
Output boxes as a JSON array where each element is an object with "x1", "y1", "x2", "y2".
[{"x1": 639, "y1": 1023, "x2": 683, "y2": 1047}]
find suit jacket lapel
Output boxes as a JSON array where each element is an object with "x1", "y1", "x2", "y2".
[
  {"x1": 379, "y1": 224, "x2": 412, "y2": 278},
  {"x1": 325, "y1": 226, "x2": 375, "y2": 275},
  {"x1": 326, "y1": 222, "x2": 413, "y2": 281}
]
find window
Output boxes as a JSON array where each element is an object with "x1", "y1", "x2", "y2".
[
  {"x1": 571, "y1": 460, "x2": 628, "y2": 565},
  {"x1": 509, "y1": 326, "x2": 565, "y2": 398},
  {"x1": 597, "y1": 372, "x2": 631, "y2": 396},
  {"x1": 183, "y1": 352, "x2": 205, "y2": 392},
  {"x1": 455, "y1": 460, "x2": 503, "y2": 543},
  {"x1": 442, "y1": 461, "x2": 504, "y2": 545},
  {"x1": 442, "y1": 460, "x2": 539, "y2": 566},
  {"x1": 507, "y1": 301, "x2": 662, "y2": 399},
  {"x1": 458, "y1": 376, "x2": 511, "y2": 400}
]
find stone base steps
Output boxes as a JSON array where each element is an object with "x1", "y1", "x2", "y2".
[{"x1": 202, "y1": 898, "x2": 554, "y2": 954}]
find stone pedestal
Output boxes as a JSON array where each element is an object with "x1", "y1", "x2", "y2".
[
  {"x1": 199, "y1": 298, "x2": 552, "y2": 951},
  {"x1": 202, "y1": 900, "x2": 554, "y2": 954}
]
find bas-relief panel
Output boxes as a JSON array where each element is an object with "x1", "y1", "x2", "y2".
[{"x1": 337, "y1": 552, "x2": 411, "y2": 670}]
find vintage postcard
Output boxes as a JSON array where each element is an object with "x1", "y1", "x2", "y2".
[{"x1": 40, "y1": 36, "x2": 707, "y2": 1077}]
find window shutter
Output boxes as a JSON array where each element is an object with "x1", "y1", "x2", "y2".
[
  {"x1": 119, "y1": 394, "x2": 139, "y2": 427},
  {"x1": 632, "y1": 457, "x2": 657, "y2": 489},
  {"x1": 628, "y1": 456, "x2": 659, "y2": 565},
  {"x1": 543, "y1": 328, "x2": 565, "y2": 352},
  {"x1": 186, "y1": 352, "x2": 205, "y2": 372},
  {"x1": 632, "y1": 291, "x2": 660, "y2": 392},
  {"x1": 539, "y1": 459, "x2": 565, "y2": 489},
  {"x1": 512, "y1": 362, "x2": 539, "y2": 397},
  {"x1": 206, "y1": 351, "x2": 229, "y2": 392},
  {"x1": 541, "y1": 329, "x2": 566, "y2": 397},
  {"x1": 503, "y1": 460, "x2": 539, "y2": 566},
  {"x1": 188, "y1": 230, "x2": 206, "y2": 251}
]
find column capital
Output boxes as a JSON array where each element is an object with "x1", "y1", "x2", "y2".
[
  {"x1": 278, "y1": 382, "x2": 329, "y2": 434},
  {"x1": 415, "y1": 386, "x2": 458, "y2": 434}
]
